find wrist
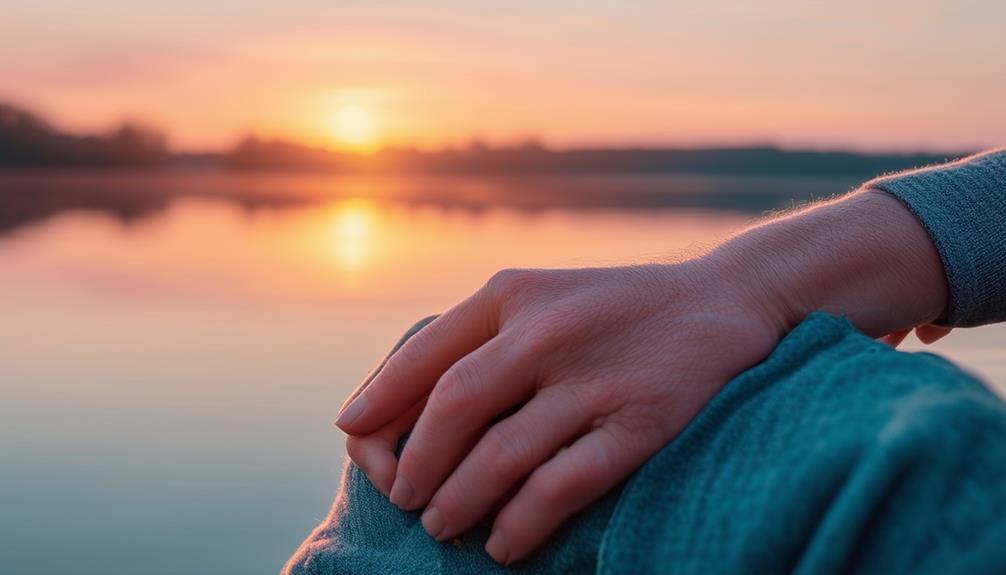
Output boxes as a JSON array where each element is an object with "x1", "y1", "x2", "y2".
[{"x1": 700, "y1": 190, "x2": 948, "y2": 338}]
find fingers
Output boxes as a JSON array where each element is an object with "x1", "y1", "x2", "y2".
[
  {"x1": 916, "y1": 324, "x2": 952, "y2": 344},
  {"x1": 345, "y1": 399, "x2": 426, "y2": 497},
  {"x1": 336, "y1": 291, "x2": 497, "y2": 436},
  {"x1": 486, "y1": 422, "x2": 648, "y2": 565},
  {"x1": 390, "y1": 334, "x2": 535, "y2": 510},
  {"x1": 420, "y1": 387, "x2": 590, "y2": 541},
  {"x1": 880, "y1": 324, "x2": 952, "y2": 348},
  {"x1": 881, "y1": 329, "x2": 910, "y2": 348},
  {"x1": 338, "y1": 355, "x2": 395, "y2": 416}
]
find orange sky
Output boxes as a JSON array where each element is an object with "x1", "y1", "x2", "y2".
[{"x1": 2, "y1": 1, "x2": 1003, "y2": 152}]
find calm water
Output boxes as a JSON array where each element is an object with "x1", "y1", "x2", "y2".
[{"x1": 1, "y1": 172, "x2": 1003, "y2": 574}]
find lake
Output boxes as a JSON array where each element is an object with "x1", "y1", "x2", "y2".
[{"x1": 1, "y1": 171, "x2": 1003, "y2": 574}]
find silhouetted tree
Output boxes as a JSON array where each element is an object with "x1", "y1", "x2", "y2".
[{"x1": 0, "y1": 103, "x2": 168, "y2": 168}]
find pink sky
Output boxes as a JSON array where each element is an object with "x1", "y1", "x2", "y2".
[{"x1": 2, "y1": 0, "x2": 1003, "y2": 152}]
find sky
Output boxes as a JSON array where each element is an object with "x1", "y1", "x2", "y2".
[{"x1": 1, "y1": 0, "x2": 1003, "y2": 152}]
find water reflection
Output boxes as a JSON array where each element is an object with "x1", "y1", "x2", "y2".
[
  {"x1": 0, "y1": 169, "x2": 871, "y2": 239},
  {"x1": 328, "y1": 199, "x2": 377, "y2": 271}
]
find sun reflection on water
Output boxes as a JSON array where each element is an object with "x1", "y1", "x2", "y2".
[{"x1": 327, "y1": 198, "x2": 377, "y2": 270}]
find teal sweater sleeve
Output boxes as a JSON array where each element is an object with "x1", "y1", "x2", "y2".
[{"x1": 867, "y1": 149, "x2": 1006, "y2": 327}]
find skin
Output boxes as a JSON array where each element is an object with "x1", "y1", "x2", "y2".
[{"x1": 336, "y1": 188, "x2": 950, "y2": 564}]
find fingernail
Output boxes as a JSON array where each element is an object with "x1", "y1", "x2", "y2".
[
  {"x1": 389, "y1": 476, "x2": 414, "y2": 509},
  {"x1": 485, "y1": 530, "x2": 509, "y2": 564},
  {"x1": 336, "y1": 395, "x2": 367, "y2": 428},
  {"x1": 421, "y1": 506, "x2": 446, "y2": 540}
]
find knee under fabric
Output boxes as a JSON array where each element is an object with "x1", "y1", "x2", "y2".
[{"x1": 284, "y1": 313, "x2": 1006, "y2": 575}]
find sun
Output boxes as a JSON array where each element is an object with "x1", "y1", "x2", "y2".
[{"x1": 331, "y1": 105, "x2": 378, "y2": 152}]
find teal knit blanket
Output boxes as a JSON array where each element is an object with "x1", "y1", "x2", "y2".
[{"x1": 285, "y1": 313, "x2": 1006, "y2": 574}]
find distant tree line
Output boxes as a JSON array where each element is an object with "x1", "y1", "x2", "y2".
[
  {"x1": 0, "y1": 102, "x2": 960, "y2": 176},
  {"x1": 225, "y1": 137, "x2": 956, "y2": 178},
  {"x1": 0, "y1": 103, "x2": 168, "y2": 168}
]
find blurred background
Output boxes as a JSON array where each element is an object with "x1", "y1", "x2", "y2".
[{"x1": 1, "y1": 1, "x2": 1004, "y2": 573}]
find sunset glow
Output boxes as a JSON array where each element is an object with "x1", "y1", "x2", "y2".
[
  {"x1": 1, "y1": 1, "x2": 1003, "y2": 151},
  {"x1": 331, "y1": 106, "x2": 379, "y2": 152}
]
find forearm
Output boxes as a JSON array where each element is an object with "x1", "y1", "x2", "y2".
[
  {"x1": 867, "y1": 149, "x2": 1006, "y2": 327},
  {"x1": 702, "y1": 190, "x2": 949, "y2": 339}
]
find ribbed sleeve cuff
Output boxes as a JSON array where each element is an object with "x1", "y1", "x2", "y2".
[{"x1": 867, "y1": 149, "x2": 1006, "y2": 327}]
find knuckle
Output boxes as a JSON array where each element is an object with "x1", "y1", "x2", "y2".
[
  {"x1": 391, "y1": 335, "x2": 428, "y2": 370},
  {"x1": 523, "y1": 307, "x2": 573, "y2": 348},
  {"x1": 431, "y1": 481, "x2": 470, "y2": 524},
  {"x1": 486, "y1": 268, "x2": 539, "y2": 301},
  {"x1": 431, "y1": 357, "x2": 485, "y2": 416},
  {"x1": 555, "y1": 383, "x2": 600, "y2": 421},
  {"x1": 582, "y1": 378, "x2": 626, "y2": 414},
  {"x1": 396, "y1": 444, "x2": 424, "y2": 478},
  {"x1": 484, "y1": 424, "x2": 533, "y2": 480},
  {"x1": 486, "y1": 268, "x2": 519, "y2": 293},
  {"x1": 531, "y1": 469, "x2": 588, "y2": 511},
  {"x1": 345, "y1": 436, "x2": 364, "y2": 463}
]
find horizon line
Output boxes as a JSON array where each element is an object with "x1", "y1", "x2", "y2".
[{"x1": 1, "y1": 101, "x2": 986, "y2": 159}]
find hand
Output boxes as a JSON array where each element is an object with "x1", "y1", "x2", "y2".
[
  {"x1": 337, "y1": 263, "x2": 785, "y2": 564},
  {"x1": 337, "y1": 188, "x2": 949, "y2": 565}
]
